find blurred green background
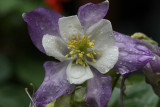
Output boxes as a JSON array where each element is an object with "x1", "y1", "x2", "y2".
[{"x1": 0, "y1": 0, "x2": 160, "y2": 107}]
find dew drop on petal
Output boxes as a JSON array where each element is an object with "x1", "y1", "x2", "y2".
[
  {"x1": 40, "y1": 26, "x2": 44, "y2": 30},
  {"x1": 129, "y1": 60, "x2": 132, "y2": 63},
  {"x1": 139, "y1": 56, "x2": 152, "y2": 62},
  {"x1": 43, "y1": 89, "x2": 46, "y2": 92},
  {"x1": 116, "y1": 42, "x2": 125, "y2": 48},
  {"x1": 119, "y1": 51, "x2": 128, "y2": 56},
  {"x1": 44, "y1": 76, "x2": 50, "y2": 81},
  {"x1": 22, "y1": 13, "x2": 26, "y2": 18},
  {"x1": 152, "y1": 56, "x2": 156, "y2": 60},
  {"x1": 136, "y1": 45, "x2": 148, "y2": 51},
  {"x1": 118, "y1": 66, "x2": 129, "y2": 74}
]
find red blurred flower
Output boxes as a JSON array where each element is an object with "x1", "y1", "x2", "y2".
[{"x1": 44, "y1": 0, "x2": 71, "y2": 13}]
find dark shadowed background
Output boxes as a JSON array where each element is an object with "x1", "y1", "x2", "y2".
[{"x1": 0, "y1": 0, "x2": 160, "y2": 107}]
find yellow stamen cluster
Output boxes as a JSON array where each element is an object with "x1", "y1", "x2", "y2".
[{"x1": 65, "y1": 34, "x2": 101, "y2": 67}]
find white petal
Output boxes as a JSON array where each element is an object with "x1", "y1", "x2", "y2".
[
  {"x1": 86, "y1": 19, "x2": 115, "y2": 51},
  {"x1": 66, "y1": 62, "x2": 93, "y2": 84},
  {"x1": 42, "y1": 34, "x2": 68, "y2": 61},
  {"x1": 58, "y1": 15, "x2": 84, "y2": 42},
  {"x1": 88, "y1": 46, "x2": 119, "y2": 74}
]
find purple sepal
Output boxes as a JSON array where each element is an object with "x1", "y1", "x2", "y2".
[
  {"x1": 23, "y1": 8, "x2": 62, "y2": 53},
  {"x1": 146, "y1": 55, "x2": 160, "y2": 74},
  {"x1": 114, "y1": 31, "x2": 154, "y2": 74},
  {"x1": 86, "y1": 67, "x2": 112, "y2": 107},
  {"x1": 141, "y1": 40, "x2": 160, "y2": 74},
  {"x1": 138, "y1": 40, "x2": 160, "y2": 56},
  {"x1": 144, "y1": 55, "x2": 160, "y2": 97},
  {"x1": 78, "y1": 1, "x2": 109, "y2": 31},
  {"x1": 33, "y1": 61, "x2": 75, "y2": 106}
]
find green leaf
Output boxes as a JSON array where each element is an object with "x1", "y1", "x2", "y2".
[
  {"x1": 109, "y1": 80, "x2": 159, "y2": 107},
  {"x1": 124, "y1": 82, "x2": 159, "y2": 107},
  {"x1": 108, "y1": 87, "x2": 121, "y2": 107}
]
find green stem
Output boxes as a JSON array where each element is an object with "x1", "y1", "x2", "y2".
[{"x1": 112, "y1": 74, "x2": 121, "y2": 90}]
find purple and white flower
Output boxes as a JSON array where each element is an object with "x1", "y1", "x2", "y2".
[
  {"x1": 23, "y1": 0, "x2": 118, "y2": 107},
  {"x1": 113, "y1": 32, "x2": 159, "y2": 107}
]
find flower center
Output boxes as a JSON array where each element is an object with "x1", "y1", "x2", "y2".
[{"x1": 65, "y1": 34, "x2": 101, "y2": 67}]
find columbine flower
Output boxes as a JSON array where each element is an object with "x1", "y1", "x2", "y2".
[
  {"x1": 113, "y1": 32, "x2": 157, "y2": 107},
  {"x1": 113, "y1": 31, "x2": 154, "y2": 74},
  {"x1": 23, "y1": 0, "x2": 119, "y2": 106},
  {"x1": 132, "y1": 33, "x2": 160, "y2": 97}
]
